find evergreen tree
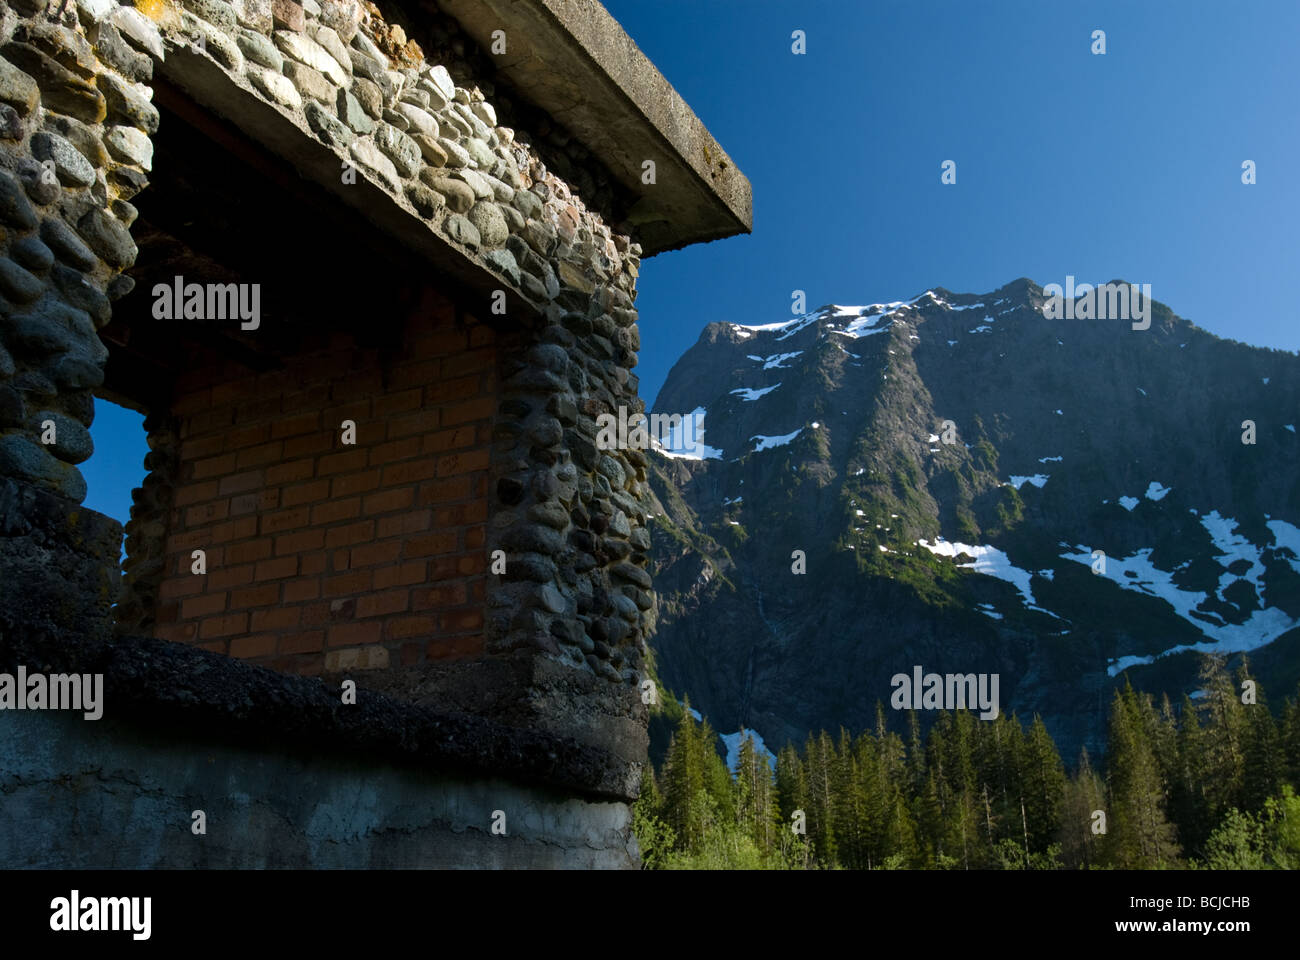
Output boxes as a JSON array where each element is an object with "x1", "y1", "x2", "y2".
[
  {"x1": 1170, "y1": 692, "x2": 1211, "y2": 853},
  {"x1": 661, "y1": 698, "x2": 708, "y2": 850},
  {"x1": 1059, "y1": 748, "x2": 1105, "y2": 869},
  {"x1": 1237, "y1": 659, "x2": 1283, "y2": 813},
  {"x1": 1105, "y1": 685, "x2": 1181, "y2": 868},
  {"x1": 1021, "y1": 715, "x2": 1066, "y2": 852}
]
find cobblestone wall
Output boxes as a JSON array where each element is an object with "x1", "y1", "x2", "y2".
[{"x1": 2, "y1": 0, "x2": 654, "y2": 776}]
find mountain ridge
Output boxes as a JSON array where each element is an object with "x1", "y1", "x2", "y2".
[{"x1": 644, "y1": 277, "x2": 1300, "y2": 760}]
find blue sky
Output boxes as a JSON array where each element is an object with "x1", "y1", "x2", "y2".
[
  {"x1": 602, "y1": 0, "x2": 1300, "y2": 406},
  {"x1": 86, "y1": 0, "x2": 1300, "y2": 524}
]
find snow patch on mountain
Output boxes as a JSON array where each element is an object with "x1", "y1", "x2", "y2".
[
  {"x1": 652, "y1": 406, "x2": 724, "y2": 460},
  {"x1": 751, "y1": 429, "x2": 802, "y2": 452},
  {"x1": 720, "y1": 730, "x2": 777, "y2": 774},
  {"x1": 761, "y1": 352, "x2": 802, "y2": 370},
  {"x1": 731, "y1": 383, "x2": 781, "y2": 402},
  {"x1": 1146, "y1": 481, "x2": 1172, "y2": 501},
  {"x1": 917, "y1": 538, "x2": 1039, "y2": 609},
  {"x1": 1061, "y1": 513, "x2": 1300, "y2": 675}
]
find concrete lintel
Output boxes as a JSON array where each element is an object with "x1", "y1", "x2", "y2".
[
  {"x1": 156, "y1": 46, "x2": 543, "y2": 321},
  {"x1": 434, "y1": 0, "x2": 753, "y2": 256}
]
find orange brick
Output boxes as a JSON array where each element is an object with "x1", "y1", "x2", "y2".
[
  {"x1": 330, "y1": 371, "x2": 382, "y2": 403},
  {"x1": 376, "y1": 509, "x2": 431, "y2": 538},
  {"x1": 349, "y1": 540, "x2": 402, "y2": 568},
  {"x1": 227, "y1": 538, "x2": 273, "y2": 565},
  {"x1": 442, "y1": 397, "x2": 494, "y2": 425},
  {"x1": 254, "y1": 557, "x2": 297, "y2": 581},
  {"x1": 412, "y1": 583, "x2": 467, "y2": 609},
  {"x1": 159, "y1": 577, "x2": 204, "y2": 600},
  {"x1": 379, "y1": 459, "x2": 437, "y2": 487},
  {"x1": 281, "y1": 385, "x2": 331, "y2": 415},
  {"x1": 276, "y1": 529, "x2": 326, "y2": 555},
  {"x1": 465, "y1": 526, "x2": 485, "y2": 549},
  {"x1": 261, "y1": 507, "x2": 311, "y2": 534},
  {"x1": 209, "y1": 564, "x2": 255, "y2": 590},
  {"x1": 442, "y1": 609, "x2": 483, "y2": 632},
  {"x1": 199, "y1": 612, "x2": 248, "y2": 638},
  {"x1": 156, "y1": 623, "x2": 199, "y2": 645},
  {"x1": 230, "y1": 490, "x2": 279, "y2": 516},
  {"x1": 427, "y1": 635, "x2": 485, "y2": 661},
  {"x1": 322, "y1": 400, "x2": 370, "y2": 426},
  {"x1": 164, "y1": 529, "x2": 206, "y2": 554},
  {"x1": 356, "y1": 589, "x2": 409, "y2": 618},
  {"x1": 310, "y1": 498, "x2": 361, "y2": 525},
  {"x1": 300, "y1": 602, "x2": 330, "y2": 627},
  {"x1": 387, "y1": 615, "x2": 436, "y2": 640},
  {"x1": 231, "y1": 583, "x2": 281, "y2": 608},
  {"x1": 272, "y1": 412, "x2": 321, "y2": 439},
  {"x1": 235, "y1": 397, "x2": 281, "y2": 423},
  {"x1": 230, "y1": 516, "x2": 259, "y2": 540},
  {"x1": 283, "y1": 579, "x2": 320, "y2": 603},
  {"x1": 225, "y1": 423, "x2": 271, "y2": 450},
  {"x1": 454, "y1": 349, "x2": 494, "y2": 375},
  {"x1": 434, "y1": 501, "x2": 487, "y2": 526},
  {"x1": 387, "y1": 409, "x2": 441, "y2": 439},
  {"x1": 373, "y1": 388, "x2": 423, "y2": 418},
  {"x1": 282, "y1": 431, "x2": 334, "y2": 459},
  {"x1": 422, "y1": 426, "x2": 476, "y2": 454},
  {"x1": 236, "y1": 441, "x2": 284, "y2": 469},
  {"x1": 429, "y1": 556, "x2": 471, "y2": 580},
  {"x1": 363, "y1": 488, "x2": 414, "y2": 515},
  {"x1": 185, "y1": 500, "x2": 229, "y2": 526},
  {"x1": 319, "y1": 449, "x2": 369, "y2": 475},
  {"x1": 424, "y1": 375, "x2": 480, "y2": 403},
  {"x1": 192, "y1": 453, "x2": 237, "y2": 479},
  {"x1": 173, "y1": 480, "x2": 220, "y2": 507},
  {"x1": 300, "y1": 552, "x2": 327, "y2": 575},
  {"x1": 280, "y1": 630, "x2": 324, "y2": 654},
  {"x1": 281, "y1": 478, "x2": 330, "y2": 506},
  {"x1": 325, "y1": 520, "x2": 373, "y2": 549},
  {"x1": 389, "y1": 359, "x2": 440, "y2": 390},
  {"x1": 229, "y1": 633, "x2": 277, "y2": 658},
  {"x1": 411, "y1": 330, "x2": 467, "y2": 356},
  {"x1": 331, "y1": 470, "x2": 381, "y2": 497},
  {"x1": 196, "y1": 639, "x2": 228, "y2": 654},
  {"x1": 373, "y1": 561, "x2": 427, "y2": 589},
  {"x1": 252, "y1": 606, "x2": 301, "y2": 631},
  {"x1": 266, "y1": 459, "x2": 317, "y2": 487},
  {"x1": 180, "y1": 435, "x2": 226, "y2": 461},
  {"x1": 181, "y1": 593, "x2": 227, "y2": 618},
  {"x1": 327, "y1": 621, "x2": 382, "y2": 647},
  {"x1": 187, "y1": 408, "x2": 234, "y2": 437},
  {"x1": 405, "y1": 532, "x2": 457, "y2": 558},
  {"x1": 324, "y1": 570, "x2": 371, "y2": 597},
  {"x1": 418, "y1": 476, "x2": 471, "y2": 504},
  {"x1": 436, "y1": 450, "x2": 489, "y2": 476},
  {"x1": 218, "y1": 471, "x2": 264, "y2": 496}
]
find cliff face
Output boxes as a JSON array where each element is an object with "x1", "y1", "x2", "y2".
[{"x1": 645, "y1": 278, "x2": 1300, "y2": 759}]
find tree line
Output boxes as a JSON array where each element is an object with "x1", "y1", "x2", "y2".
[{"x1": 633, "y1": 655, "x2": 1300, "y2": 869}]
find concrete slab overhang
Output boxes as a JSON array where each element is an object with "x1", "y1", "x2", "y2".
[
  {"x1": 154, "y1": 45, "x2": 544, "y2": 322},
  {"x1": 434, "y1": 0, "x2": 753, "y2": 255}
]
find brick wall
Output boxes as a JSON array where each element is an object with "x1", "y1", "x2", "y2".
[{"x1": 152, "y1": 294, "x2": 497, "y2": 677}]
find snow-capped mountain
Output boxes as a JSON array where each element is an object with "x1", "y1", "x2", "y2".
[{"x1": 645, "y1": 278, "x2": 1300, "y2": 758}]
